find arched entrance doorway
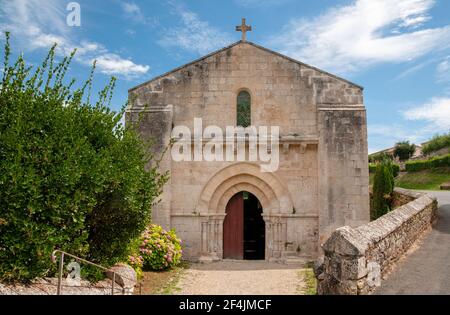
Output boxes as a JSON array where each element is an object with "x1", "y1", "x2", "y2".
[{"x1": 223, "y1": 191, "x2": 265, "y2": 260}]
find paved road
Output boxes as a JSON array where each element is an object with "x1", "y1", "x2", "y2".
[{"x1": 375, "y1": 191, "x2": 450, "y2": 295}]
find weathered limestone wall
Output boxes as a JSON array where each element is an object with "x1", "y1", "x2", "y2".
[
  {"x1": 128, "y1": 42, "x2": 319, "y2": 134},
  {"x1": 318, "y1": 108, "x2": 370, "y2": 245},
  {"x1": 169, "y1": 146, "x2": 320, "y2": 260},
  {"x1": 126, "y1": 105, "x2": 174, "y2": 229},
  {"x1": 315, "y1": 188, "x2": 438, "y2": 295}
]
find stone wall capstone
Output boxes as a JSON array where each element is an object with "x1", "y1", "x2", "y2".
[{"x1": 315, "y1": 188, "x2": 438, "y2": 295}]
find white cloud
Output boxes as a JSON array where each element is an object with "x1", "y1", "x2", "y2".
[
  {"x1": 436, "y1": 57, "x2": 450, "y2": 82},
  {"x1": 121, "y1": 2, "x2": 157, "y2": 26},
  {"x1": 369, "y1": 97, "x2": 450, "y2": 153},
  {"x1": 270, "y1": 0, "x2": 450, "y2": 73},
  {"x1": 122, "y1": 2, "x2": 141, "y2": 15},
  {"x1": 369, "y1": 124, "x2": 427, "y2": 143},
  {"x1": 0, "y1": 0, "x2": 149, "y2": 78},
  {"x1": 158, "y1": 3, "x2": 232, "y2": 55},
  {"x1": 403, "y1": 97, "x2": 450, "y2": 130},
  {"x1": 368, "y1": 123, "x2": 433, "y2": 154},
  {"x1": 394, "y1": 60, "x2": 431, "y2": 80}
]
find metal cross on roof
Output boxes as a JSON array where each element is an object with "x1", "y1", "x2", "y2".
[{"x1": 236, "y1": 18, "x2": 252, "y2": 42}]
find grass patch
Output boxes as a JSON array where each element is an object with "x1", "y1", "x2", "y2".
[
  {"x1": 395, "y1": 167, "x2": 450, "y2": 191},
  {"x1": 137, "y1": 261, "x2": 189, "y2": 295},
  {"x1": 298, "y1": 267, "x2": 317, "y2": 295}
]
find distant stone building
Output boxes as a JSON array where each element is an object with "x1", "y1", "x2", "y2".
[
  {"x1": 127, "y1": 29, "x2": 369, "y2": 262},
  {"x1": 370, "y1": 144, "x2": 424, "y2": 161}
]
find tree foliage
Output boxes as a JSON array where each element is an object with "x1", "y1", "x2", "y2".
[
  {"x1": 369, "y1": 163, "x2": 400, "y2": 178},
  {"x1": 0, "y1": 33, "x2": 168, "y2": 282},
  {"x1": 422, "y1": 132, "x2": 450, "y2": 156},
  {"x1": 394, "y1": 141, "x2": 416, "y2": 161},
  {"x1": 369, "y1": 152, "x2": 393, "y2": 163}
]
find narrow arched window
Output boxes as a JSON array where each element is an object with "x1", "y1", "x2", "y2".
[{"x1": 237, "y1": 91, "x2": 251, "y2": 127}]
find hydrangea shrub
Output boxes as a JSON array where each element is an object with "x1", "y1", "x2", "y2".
[{"x1": 139, "y1": 225, "x2": 182, "y2": 271}]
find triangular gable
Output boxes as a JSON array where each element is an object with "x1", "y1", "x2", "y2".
[{"x1": 129, "y1": 40, "x2": 363, "y2": 92}]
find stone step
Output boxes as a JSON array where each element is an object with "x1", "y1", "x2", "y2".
[
  {"x1": 282, "y1": 251, "x2": 299, "y2": 257},
  {"x1": 283, "y1": 257, "x2": 310, "y2": 266}
]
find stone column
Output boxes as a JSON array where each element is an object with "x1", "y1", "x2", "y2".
[
  {"x1": 199, "y1": 215, "x2": 225, "y2": 262},
  {"x1": 201, "y1": 221, "x2": 209, "y2": 255},
  {"x1": 264, "y1": 215, "x2": 287, "y2": 261},
  {"x1": 317, "y1": 106, "x2": 370, "y2": 246}
]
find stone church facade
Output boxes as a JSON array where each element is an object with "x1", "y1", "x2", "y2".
[{"x1": 127, "y1": 40, "x2": 370, "y2": 262}]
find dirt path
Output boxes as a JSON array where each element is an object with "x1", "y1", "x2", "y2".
[{"x1": 174, "y1": 261, "x2": 309, "y2": 295}]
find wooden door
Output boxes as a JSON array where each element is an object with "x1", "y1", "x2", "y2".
[{"x1": 223, "y1": 193, "x2": 244, "y2": 259}]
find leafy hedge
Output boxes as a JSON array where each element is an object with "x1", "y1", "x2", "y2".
[
  {"x1": 0, "y1": 33, "x2": 168, "y2": 282},
  {"x1": 422, "y1": 133, "x2": 450, "y2": 155},
  {"x1": 370, "y1": 163, "x2": 400, "y2": 177},
  {"x1": 405, "y1": 154, "x2": 450, "y2": 172}
]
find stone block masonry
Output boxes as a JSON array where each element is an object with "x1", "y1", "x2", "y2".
[
  {"x1": 127, "y1": 40, "x2": 369, "y2": 262},
  {"x1": 315, "y1": 188, "x2": 438, "y2": 295}
]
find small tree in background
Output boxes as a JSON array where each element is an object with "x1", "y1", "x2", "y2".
[
  {"x1": 371, "y1": 159, "x2": 395, "y2": 220},
  {"x1": 394, "y1": 141, "x2": 416, "y2": 161},
  {"x1": 0, "y1": 33, "x2": 168, "y2": 282}
]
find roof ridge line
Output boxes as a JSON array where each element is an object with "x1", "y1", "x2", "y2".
[
  {"x1": 128, "y1": 41, "x2": 243, "y2": 92},
  {"x1": 244, "y1": 41, "x2": 363, "y2": 90},
  {"x1": 129, "y1": 40, "x2": 363, "y2": 92}
]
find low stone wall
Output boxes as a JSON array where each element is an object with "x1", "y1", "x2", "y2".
[
  {"x1": 391, "y1": 189, "x2": 416, "y2": 208},
  {"x1": 0, "y1": 263, "x2": 137, "y2": 295},
  {"x1": 0, "y1": 278, "x2": 131, "y2": 295},
  {"x1": 315, "y1": 188, "x2": 438, "y2": 295}
]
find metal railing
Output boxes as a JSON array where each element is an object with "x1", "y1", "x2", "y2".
[{"x1": 51, "y1": 250, "x2": 142, "y2": 295}]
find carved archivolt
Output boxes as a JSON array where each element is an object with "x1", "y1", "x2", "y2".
[
  {"x1": 196, "y1": 162, "x2": 294, "y2": 215},
  {"x1": 196, "y1": 162, "x2": 293, "y2": 260}
]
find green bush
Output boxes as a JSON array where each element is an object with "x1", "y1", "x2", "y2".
[
  {"x1": 369, "y1": 152, "x2": 393, "y2": 163},
  {"x1": 394, "y1": 141, "x2": 416, "y2": 161},
  {"x1": 370, "y1": 160, "x2": 394, "y2": 220},
  {"x1": 138, "y1": 225, "x2": 182, "y2": 271},
  {"x1": 370, "y1": 163, "x2": 399, "y2": 177},
  {"x1": 0, "y1": 33, "x2": 168, "y2": 282},
  {"x1": 405, "y1": 154, "x2": 450, "y2": 172},
  {"x1": 422, "y1": 133, "x2": 450, "y2": 155}
]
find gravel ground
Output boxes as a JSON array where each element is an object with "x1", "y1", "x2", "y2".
[
  {"x1": 0, "y1": 277, "x2": 127, "y2": 295},
  {"x1": 175, "y1": 261, "x2": 307, "y2": 295}
]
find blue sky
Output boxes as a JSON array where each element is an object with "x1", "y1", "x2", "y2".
[{"x1": 1, "y1": 0, "x2": 450, "y2": 153}]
